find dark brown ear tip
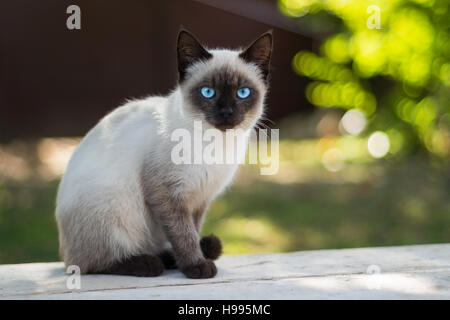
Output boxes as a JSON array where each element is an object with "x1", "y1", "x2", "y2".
[
  {"x1": 258, "y1": 30, "x2": 273, "y2": 41},
  {"x1": 177, "y1": 28, "x2": 206, "y2": 48},
  {"x1": 261, "y1": 31, "x2": 273, "y2": 45},
  {"x1": 178, "y1": 25, "x2": 189, "y2": 33},
  {"x1": 177, "y1": 29, "x2": 191, "y2": 39},
  {"x1": 177, "y1": 27, "x2": 198, "y2": 42},
  {"x1": 248, "y1": 30, "x2": 273, "y2": 50}
]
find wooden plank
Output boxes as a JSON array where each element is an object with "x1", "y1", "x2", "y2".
[{"x1": 1, "y1": 244, "x2": 449, "y2": 299}]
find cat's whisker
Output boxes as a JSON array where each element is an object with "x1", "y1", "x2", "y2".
[
  {"x1": 259, "y1": 116, "x2": 276, "y2": 126},
  {"x1": 256, "y1": 120, "x2": 271, "y2": 132}
]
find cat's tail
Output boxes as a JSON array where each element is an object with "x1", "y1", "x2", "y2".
[{"x1": 200, "y1": 234, "x2": 222, "y2": 260}]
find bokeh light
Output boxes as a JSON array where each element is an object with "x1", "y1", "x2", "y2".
[
  {"x1": 322, "y1": 148, "x2": 345, "y2": 172},
  {"x1": 340, "y1": 109, "x2": 367, "y2": 135},
  {"x1": 368, "y1": 131, "x2": 390, "y2": 158},
  {"x1": 37, "y1": 138, "x2": 78, "y2": 178}
]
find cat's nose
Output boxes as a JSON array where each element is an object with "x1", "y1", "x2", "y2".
[{"x1": 218, "y1": 107, "x2": 233, "y2": 117}]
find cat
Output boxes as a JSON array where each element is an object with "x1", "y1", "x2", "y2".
[{"x1": 55, "y1": 28, "x2": 273, "y2": 279}]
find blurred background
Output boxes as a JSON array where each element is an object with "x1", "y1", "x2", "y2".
[{"x1": 0, "y1": 0, "x2": 448, "y2": 264}]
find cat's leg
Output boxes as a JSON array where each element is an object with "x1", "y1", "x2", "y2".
[
  {"x1": 58, "y1": 200, "x2": 152, "y2": 275},
  {"x1": 166, "y1": 213, "x2": 217, "y2": 278},
  {"x1": 93, "y1": 254, "x2": 165, "y2": 277},
  {"x1": 149, "y1": 198, "x2": 217, "y2": 279},
  {"x1": 193, "y1": 206, "x2": 223, "y2": 261}
]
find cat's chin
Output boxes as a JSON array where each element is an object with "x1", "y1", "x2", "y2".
[
  {"x1": 214, "y1": 123, "x2": 239, "y2": 131},
  {"x1": 205, "y1": 118, "x2": 252, "y2": 132}
]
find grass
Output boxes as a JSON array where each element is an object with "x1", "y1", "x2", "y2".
[
  {"x1": 0, "y1": 154, "x2": 448, "y2": 264},
  {"x1": 0, "y1": 181, "x2": 60, "y2": 263},
  {"x1": 206, "y1": 160, "x2": 450, "y2": 254}
]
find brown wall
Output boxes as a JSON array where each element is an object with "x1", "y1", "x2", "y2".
[{"x1": 0, "y1": 0, "x2": 313, "y2": 140}]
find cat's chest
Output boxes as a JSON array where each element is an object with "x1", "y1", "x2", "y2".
[{"x1": 178, "y1": 163, "x2": 238, "y2": 206}]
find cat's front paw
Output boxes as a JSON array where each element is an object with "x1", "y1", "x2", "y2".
[{"x1": 182, "y1": 259, "x2": 217, "y2": 279}]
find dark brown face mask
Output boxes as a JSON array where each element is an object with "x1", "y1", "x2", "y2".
[
  {"x1": 176, "y1": 29, "x2": 273, "y2": 130},
  {"x1": 187, "y1": 67, "x2": 259, "y2": 130}
]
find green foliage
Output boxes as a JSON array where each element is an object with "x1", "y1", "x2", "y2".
[{"x1": 280, "y1": 0, "x2": 450, "y2": 157}]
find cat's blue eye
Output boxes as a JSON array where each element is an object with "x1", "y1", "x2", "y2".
[
  {"x1": 237, "y1": 87, "x2": 251, "y2": 99},
  {"x1": 200, "y1": 87, "x2": 215, "y2": 99}
]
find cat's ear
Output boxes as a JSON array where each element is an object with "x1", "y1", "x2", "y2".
[
  {"x1": 177, "y1": 28, "x2": 212, "y2": 82},
  {"x1": 239, "y1": 30, "x2": 273, "y2": 82}
]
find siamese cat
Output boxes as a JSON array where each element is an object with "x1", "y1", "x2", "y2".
[{"x1": 56, "y1": 28, "x2": 272, "y2": 279}]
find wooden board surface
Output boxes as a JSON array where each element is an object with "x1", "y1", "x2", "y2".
[{"x1": 1, "y1": 244, "x2": 449, "y2": 299}]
